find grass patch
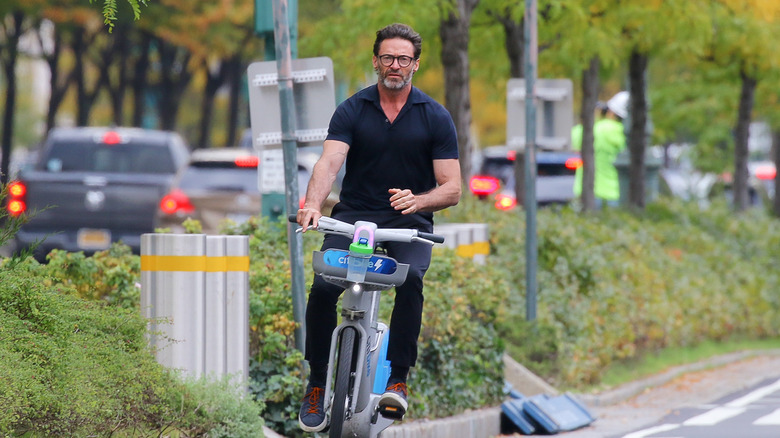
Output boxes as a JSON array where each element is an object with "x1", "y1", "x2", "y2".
[{"x1": 592, "y1": 337, "x2": 780, "y2": 391}]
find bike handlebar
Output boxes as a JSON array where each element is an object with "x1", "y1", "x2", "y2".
[
  {"x1": 418, "y1": 231, "x2": 445, "y2": 244},
  {"x1": 288, "y1": 214, "x2": 445, "y2": 246}
]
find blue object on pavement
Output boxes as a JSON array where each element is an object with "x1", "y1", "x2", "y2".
[
  {"x1": 501, "y1": 396, "x2": 537, "y2": 435},
  {"x1": 523, "y1": 393, "x2": 596, "y2": 433}
]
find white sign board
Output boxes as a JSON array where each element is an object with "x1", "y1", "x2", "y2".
[
  {"x1": 506, "y1": 78, "x2": 573, "y2": 151},
  {"x1": 260, "y1": 149, "x2": 285, "y2": 194},
  {"x1": 247, "y1": 57, "x2": 336, "y2": 150}
]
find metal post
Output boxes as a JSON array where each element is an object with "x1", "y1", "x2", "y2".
[
  {"x1": 524, "y1": 0, "x2": 538, "y2": 321},
  {"x1": 272, "y1": 0, "x2": 306, "y2": 352}
]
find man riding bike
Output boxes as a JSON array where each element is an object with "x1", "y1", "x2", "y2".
[{"x1": 295, "y1": 23, "x2": 461, "y2": 433}]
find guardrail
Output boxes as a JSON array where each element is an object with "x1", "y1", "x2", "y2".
[
  {"x1": 140, "y1": 234, "x2": 249, "y2": 384},
  {"x1": 433, "y1": 223, "x2": 490, "y2": 264}
]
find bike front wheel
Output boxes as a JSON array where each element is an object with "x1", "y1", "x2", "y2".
[{"x1": 329, "y1": 326, "x2": 357, "y2": 438}]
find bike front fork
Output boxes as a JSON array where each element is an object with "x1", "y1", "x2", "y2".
[{"x1": 325, "y1": 321, "x2": 396, "y2": 438}]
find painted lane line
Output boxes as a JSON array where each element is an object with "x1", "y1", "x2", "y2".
[
  {"x1": 622, "y1": 424, "x2": 680, "y2": 438},
  {"x1": 754, "y1": 408, "x2": 780, "y2": 425},
  {"x1": 727, "y1": 378, "x2": 780, "y2": 408},
  {"x1": 683, "y1": 406, "x2": 746, "y2": 426}
]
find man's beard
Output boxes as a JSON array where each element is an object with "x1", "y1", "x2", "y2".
[{"x1": 376, "y1": 66, "x2": 413, "y2": 90}]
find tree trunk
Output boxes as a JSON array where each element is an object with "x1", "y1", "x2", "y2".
[
  {"x1": 157, "y1": 39, "x2": 192, "y2": 132},
  {"x1": 580, "y1": 56, "x2": 600, "y2": 211},
  {"x1": 197, "y1": 60, "x2": 228, "y2": 149},
  {"x1": 733, "y1": 69, "x2": 756, "y2": 213},
  {"x1": 41, "y1": 23, "x2": 71, "y2": 134},
  {"x1": 73, "y1": 26, "x2": 103, "y2": 126},
  {"x1": 627, "y1": 49, "x2": 648, "y2": 209},
  {"x1": 131, "y1": 32, "x2": 152, "y2": 127},
  {"x1": 103, "y1": 28, "x2": 130, "y2": 126},
  {"x1": 1, "y1": 11, "x2": 24, "y2": 185},
  {"x1": 226, "y1": 55, "x2": 243, "y2": 147},
  {"x1": 439, "y1": 0, "x2": 480, "y2": 183},
  {"x1": 497, "y1": 13, "x2": 523, "y2": 78}
]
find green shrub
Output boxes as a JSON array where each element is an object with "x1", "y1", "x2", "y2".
[
  {"x1": 42, "y1": 244, "x2": 141, "y2": 310},
  {"x1": 451, "y1": 195, "x2": 780, "y2": 389},
  {"x1": 0, "y1": 261, "x2": 169, "y2": 435},
  {"x1": 8, "y1": 189, "x2": 780, "y2": 434},
  {"x1": 222, "y1": 217, "x2": 308, "y2": 437},
  {"x1": 0, "y1": 257, "x2": 264, "y2": 436},
  {"x1": 405, "y1": 251, "x2": 508, "y2": 418}
]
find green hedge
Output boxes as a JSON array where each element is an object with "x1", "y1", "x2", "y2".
[
  {"x1": 0, "y1": 258, "x2": 264, "y2": 436},
  {"x1": 441, "y1": 195, "x2": 780, "y2": 389},
  {"x1": 5, "y1": 192, "x2": 780, "y2": 436}
]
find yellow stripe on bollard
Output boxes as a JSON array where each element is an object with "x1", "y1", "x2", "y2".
[
  {"x1": 141, "y1": 255, "x2": 250, "y2": 272},
  {"x1": 206, "y1": 256, "x2": 250, "y2": 272},
  {"x1": 472, "y1": 241, "x2": 490, "y2": 256},
  {"x1": 455, "y1": 241, "x2": 489, "y2": 258}
]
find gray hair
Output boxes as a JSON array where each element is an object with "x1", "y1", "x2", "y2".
[{"x1": 373, "y1": 23, "x2": 422, "y2": 59}]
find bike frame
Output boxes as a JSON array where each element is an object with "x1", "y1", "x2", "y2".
[{"x1": 295, "y1": 216, "x2": 443, "y2": 438}]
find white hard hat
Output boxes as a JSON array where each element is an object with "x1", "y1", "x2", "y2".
[{"x1": 606, "y1": 91, "x2": 629, "y2": 119}]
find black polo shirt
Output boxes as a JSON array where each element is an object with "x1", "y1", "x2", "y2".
[{"x1": 326, "y1": 84, "x2": 458, "y2": 220}]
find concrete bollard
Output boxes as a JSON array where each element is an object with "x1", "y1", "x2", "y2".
[
  {"x1": 141, "y1": 233, "x2": 249, "y2": 384},
  {"x1": 433, "y1": 223, "x2": 489, "y2": 264}
]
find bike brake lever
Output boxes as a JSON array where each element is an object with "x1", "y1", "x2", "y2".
[{"x1": 410, "y1": 236, "x2": 436, "y2": 246}]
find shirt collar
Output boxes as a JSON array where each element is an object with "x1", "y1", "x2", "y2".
[{"x1": 361, "y1": 84, "x2": 424, "y2": 105}]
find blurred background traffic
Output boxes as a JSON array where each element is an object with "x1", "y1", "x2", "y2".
[{"x1": 2, "y1": 0, "x2": 780, "y2": 256}]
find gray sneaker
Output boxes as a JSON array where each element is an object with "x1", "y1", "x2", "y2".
[
  {"x1": 378, "y1": 382, "x2": 408, "y2": 419},
  {"x1": 298, "y1": 385, "x2": 328, "y2": 432}
]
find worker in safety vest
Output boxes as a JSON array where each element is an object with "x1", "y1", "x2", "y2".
[{"x1": 571, "y1": 91, "x2": 628, "y2": 207}]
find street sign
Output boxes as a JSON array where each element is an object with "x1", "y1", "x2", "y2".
[
  {"x1": 506, "y1": 78, "x2": 573, "y2": 151},
  {"x1": 247, "y1": 57, "x2": 335, "y2": 150},
  {"x1": 260, "y1": 149, "x2": 285, "y2": 194}
]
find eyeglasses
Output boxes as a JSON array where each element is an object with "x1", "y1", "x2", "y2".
[{"x1": 378, "y1": 54, "x2": 415, "y2": 68}]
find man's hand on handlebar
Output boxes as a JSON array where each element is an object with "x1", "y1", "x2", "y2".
[{"x1": 296, "y1": 207, "x2": 322, "y2": 232}]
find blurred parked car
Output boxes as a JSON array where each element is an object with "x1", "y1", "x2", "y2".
[
  {"x1": 9, "y1": 126, "x2": 190, "y2": 262},
  {"x1": 157, "y1": 146, "x2": 340, "y2": 234},
  {"x1": 469, "y1": 145, "x2": 581, "y2": 210}
]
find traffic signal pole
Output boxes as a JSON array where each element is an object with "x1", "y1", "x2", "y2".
[
  {"x1": 524, "y1": 0, "x2": 538, "y2": 321},
  {"x1": 271, "y1": 0, "x2": 306, "y2": 352}
]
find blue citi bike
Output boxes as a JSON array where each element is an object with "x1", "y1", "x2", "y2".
[{"x1": 290, "y1": 215, "x2": 444, "y2": 438}]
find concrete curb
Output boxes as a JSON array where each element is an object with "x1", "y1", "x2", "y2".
[
  {"x1": 381, "y1": 407, "x2": 501, "y2": 438},
  {"x1": 262, "y1": 426, "x2": 285, "y2": 438},
  {"x1": 572, "y1": 349, "x2": 780, "y2": 407}
]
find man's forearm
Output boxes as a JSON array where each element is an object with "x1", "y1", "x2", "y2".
[{"x1": 417, "y1": 181, "x2": 461, "y2": 212}]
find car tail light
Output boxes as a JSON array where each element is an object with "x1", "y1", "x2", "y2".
[
  {"x1": 234, "y1": 156, "x2": 259, "y2": 167},
  {"x1": 8, "y1": 181, "x2": 26, "y2": 198},
  {"x1": 469, "y1": 175, "x2": 501, "y2": 197},
  {"x1": 159, "y1": 189, "x2": 195, "y2": 215},
  {"x1": 495, "y1": 194, "x2": 517, "y2": 210},
  {"x1": 102, "y1": 131, "x2": 122, "y2": 145},
  {"x1": 506, "y1": 150, "x2": 517, "y2": 161},
  {"x1": 755, "y1": 164, "x2": 776, "y2": 180},
  {"x1": 7, "y1": 200, "x2": 26, "y2": 216},
  {"x1": 565, "y1": 157, "x2": 583, "y2": 169},
  {"x1": 6, "y1": 181, "x2": 27, "y2": 216}
]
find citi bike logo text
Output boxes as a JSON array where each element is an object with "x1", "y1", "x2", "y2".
[{"x1": 338, "y1": 255, "x2": 383, "y2": 271}]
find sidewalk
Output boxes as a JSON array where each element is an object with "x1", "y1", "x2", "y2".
[
  {"x1": 384, "y1": 349, "x2": 780, "y2": 438},
  {"x1": 558, "y1": 349, "x2": 780, "y2": 438},
  {"x1": 265, "y1": 349, "x2": 780, "y2": 438},
  {"x1": 502, "y1": 350, "x2": 780, "y2": 438}
]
